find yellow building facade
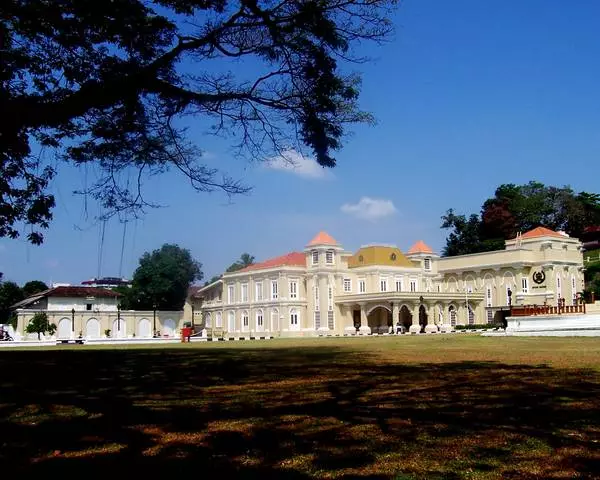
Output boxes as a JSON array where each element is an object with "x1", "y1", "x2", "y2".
[{"x1": 192, "y1": 227, "x2": 585, "y2": 337}]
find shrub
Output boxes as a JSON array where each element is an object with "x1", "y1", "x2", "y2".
[{"x1": 454, "y1": 324, "x2": 499, "y2": 330}]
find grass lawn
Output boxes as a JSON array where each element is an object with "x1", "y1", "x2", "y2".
[{"x1": 2, "y1": 335, "x2": 600, "y2": 479}]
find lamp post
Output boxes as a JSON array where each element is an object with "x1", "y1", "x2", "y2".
[
  {"x1": 71, "y1": 307, "x2": 75, "y2": 333},
  {"x1": 117, "y1": 303, "x2": 121, "y2": 334},
  {"x1": 153, "y1": 303, "x2": 157, "y2": 337},
  {"x1": 465, "y1": 288, "x2": 469, "y2": 325}
]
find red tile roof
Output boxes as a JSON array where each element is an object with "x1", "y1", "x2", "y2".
[
  {"x1": 518, "y1": 227, "x2": 566, "y2": 239},
  {"x1": 407, "y1": 240, "x2": 433, "y2": 254},
  {"x1": 308, "y1": 231, "x2": 338, "y2": 246},
  {"x1": 238, "y1": 252, "x2": 306, "y2": 272},
  {"x1": 11, "y1": 285, "x2": 120, "y2": 309},
  {"x1": 49, "y1": 286, "x2": 121, "y2": 298}
]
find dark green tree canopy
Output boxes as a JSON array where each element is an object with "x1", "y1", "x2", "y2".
[
  {"x1": 127, "y1": 243, "x2": 202, "y2": 310},
  {"x1": 0, "y1": 280, "x2": 24, "y2": 324},
  {"x1": 441, "y1": 182, "x2": 600, "y2": 257},
  {"x1": 226, "y1": 252, "x2": 255, "y2": 272},
  {"x1": 21, "y1": 280, "x2": 49, "y2": 298},
  {"x1": 1, "y1": 0, "x2": 397, "y2": 244}
]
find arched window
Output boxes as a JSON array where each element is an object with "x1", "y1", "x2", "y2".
[
  {"x1": 242, "y1": 310, "x2": 249, "y2": 331},
  {"x1": 271, "y1": 309, "x2": 279, "y2": 332},
  {"x1": 256, "y1": 309, "x2": 264, "y2": 331},
  {"x1": 205, "y1": 313, "x2": 212, "y2": 328},
  {"x1": 448, "y1": 305, "x2": 457, "y2": 327},
  {"x1": 215, "y1": 312, "x2": 222, "y2": 328},
  {"x1": 228, "y1": 311, "x2": 235, "y2": 331},
  {"x1": 486, "y1": 285, "x2": 492, "y2": 307}
]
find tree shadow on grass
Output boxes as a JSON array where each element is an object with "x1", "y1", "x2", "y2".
[{"x1": 1, "y1": 346, "x2": 599, "y2": 479}]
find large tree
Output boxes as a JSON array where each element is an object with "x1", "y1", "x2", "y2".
[
  {"x1": 1, "y1": 0, "x2": 397, "y2": 244},
  {"x1": 0, "y1": 280, "x2": 24, "y2": 324},
  {"x1": 21, "y1": 280, "x2": 49, "y2": 298},
  {"x1": 226, "y1": 252, "x2": 255, "y2": 272},
  {"x1": 128, "y1": 244, "x2": 202, "y2": 310},
  {"x1": 442, "y1": 182, "x2": 600, "y2": 257}
]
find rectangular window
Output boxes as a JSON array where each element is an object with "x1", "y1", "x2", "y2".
[
  {"x1": 255, "y1": 282, "x2": 263, "y2": 301},
  {"x1": 486, "y1": 286, "x2": 492, "y2": 307},
  {"x1": 380, "y1": 278, "x2": 388, "y2": 292},
  {"x1": 326, "y1": 250, "x2": 334, "y2": 264},
  {"x1": 312, "y1": 250, "x2": 319, "y2": 265},
  {"x1": 424, "y1": 258, "x2": 431, "y2": 271},
  {"x1": 271, "y1": 280, "x2": 278, "y2": 300},
  {"x1": 314, "y1": 285, "x2": 319, "y2": 311},
  {"x1": 228, "y1": 285, "x2": 235, "y2": 304},
  {"x1": 86, "y1": 303, "x2": 92, "y2": 311},
  {"x1": 343, "y1": 278, "x2": 352, "y2": 293},
  {"x1": 314, "y1": 311, "x2": 321, "y2": 329},
  {"x1": 241, "y1": 283, "x2": 248, "y2": 302},
  {"x1": 359, "y1": 279, "x2": 366, "y2": 293},
  {"x1": 521, "y1": 277, "x2": 528, "y2": 294},
  {"x1": 468, "y1": 306, "x2": 475, "y2": 325},
  {"x1": 410, "y1": 280, "x2": 416, "y2": 292},
  {"x1": 328, "y1": 286, "x2": 333, "y2": 311},
  {"x1": 289, "y1": 280, "x2": 298, "y2": 299},
  {"x1": 487, "y1": 309, "x2": 494, "y2": 324},
  {"x1": 327, "y1": 310, "x2": 334, "y2": 329},
  {"x1": 395, "y1": 278, "x2": 403, "y2": 292},
  {"x1": 506, "y1": 286, "x2": 512, "y2": 305}
]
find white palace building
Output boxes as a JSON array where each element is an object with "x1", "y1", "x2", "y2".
[{"x1": 190, "y1": 227, "x2": 586, "y2": 338}]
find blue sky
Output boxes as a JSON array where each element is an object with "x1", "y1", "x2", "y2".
[{"x1": 2, "y1": 0, "x2": 600, "y2": 286}]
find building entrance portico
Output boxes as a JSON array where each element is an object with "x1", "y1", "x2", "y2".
[{"x1": 367, "y1": 305, "x2": 393, "y2": 334}]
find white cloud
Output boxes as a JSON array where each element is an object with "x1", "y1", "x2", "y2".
[
  {"x1": 341, "y1": 197, "x2": 397, "y2": 221},
  {"x1": 265, "y1": 149, "x2": 328, "y2": 179}
]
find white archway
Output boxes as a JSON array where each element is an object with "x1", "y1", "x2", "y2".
[
  {"x1": 86, "y1": 318, "x2": 100, "y2": 339},
  {"x1": 138, "y1": 318, "x2": 151, "y2": 338},
  {"x1": 112, "y1": 318, "x2": 127, "y2": 338},
  {"x1": 366, "y1": 303, "x2": 392, "y2": 316},
  {"x1": 163, "y1": 318, "x2": 176, "y2": 337},
  {"x1": 57, "y1": 318, "x2": 72, "y2": 339},
  {"x1": 205, "y1": 312, "x2": 212, "y2": 328}
]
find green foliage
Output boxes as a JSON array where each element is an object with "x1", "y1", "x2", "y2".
[
  {"x1": 111, "y1": 285, "x2": 133, "y2": 310},
  {"x1": 226, "y1": 253, "x2": 255, "y2": 273},
  {"x1": 2, "y1": 0, "x2": 396, "y2": 244},
  {"x1": 0, "y1": 280, "x2": 24, "y2": 323},
  {"x1": 21, "y1": 280, "x2": 49, "y2": 298},
  {"x1": 454, "y1": 324, "x2": 499, "y2": 330},
  {"x1": 128, "y1": 244, "x2": 202, "y2": 311},
  {"x1": 25, "y1": 312, "x2": 55, "y2": 340},
  {"x1": 442, "y1": 182, "x2": 600, "y2": 256},
  {"x1": 204, "y1": 275, "x2": 222, "y2": 287}
]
